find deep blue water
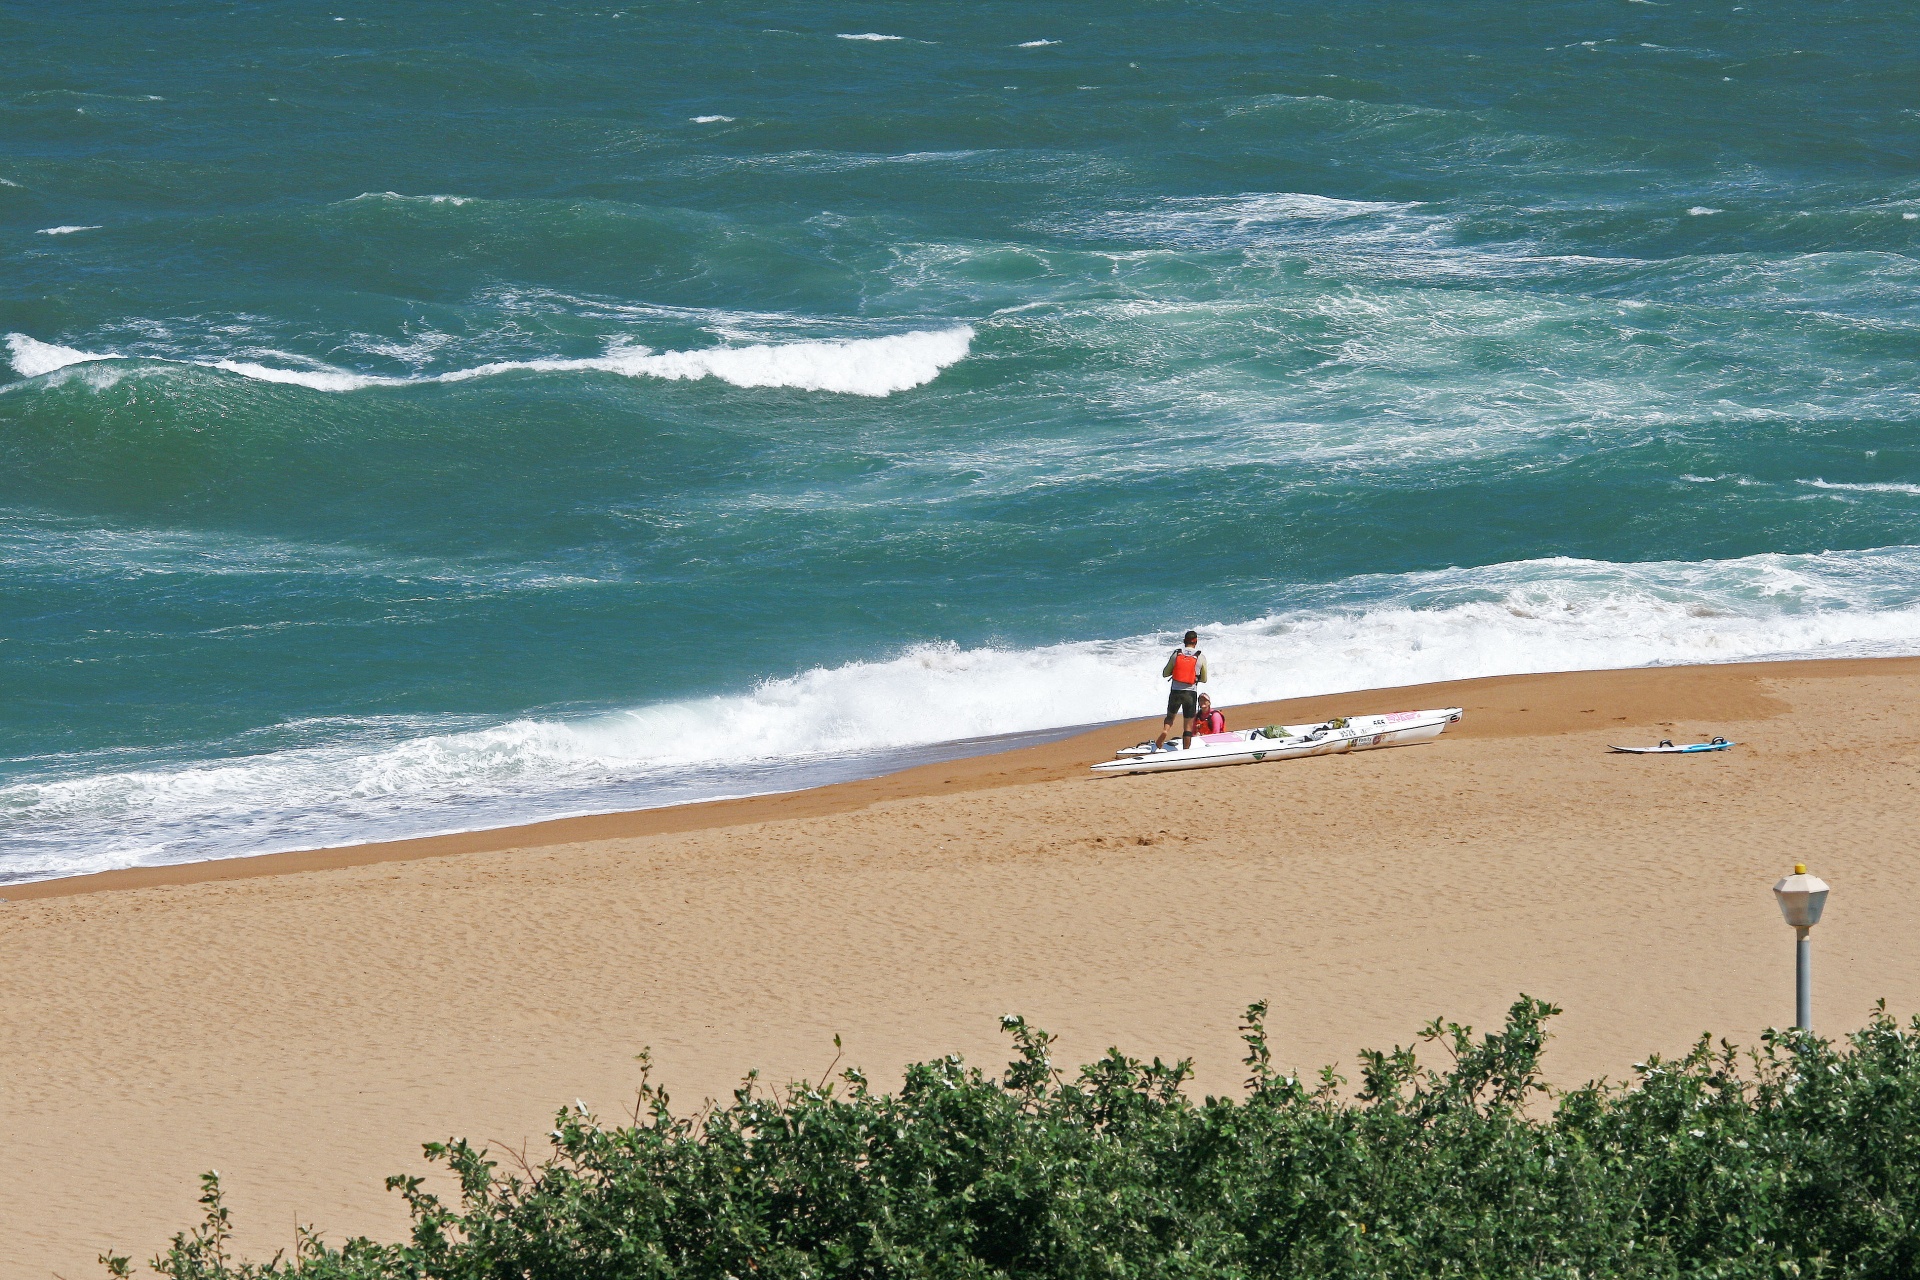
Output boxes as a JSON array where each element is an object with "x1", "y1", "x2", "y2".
[{"x1": 6, "y1": 1, "x2": 1920, "y2": 879}]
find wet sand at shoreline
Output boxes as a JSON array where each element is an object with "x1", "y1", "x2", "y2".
[{"x1": 6, "y1": 657, "x2": 1920, "y2": 1275}]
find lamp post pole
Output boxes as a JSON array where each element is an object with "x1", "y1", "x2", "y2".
[
  {"x1": 1772, "y1": 864, "x2": 1830, "y2": 1032},
  {"x1": 1795, "y1": 924, "x2": 1811, "y2": 1031}
]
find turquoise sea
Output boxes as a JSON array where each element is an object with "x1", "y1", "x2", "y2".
[{"x1": 6, "y1": 2, "x2": 1920, "y2": 881}]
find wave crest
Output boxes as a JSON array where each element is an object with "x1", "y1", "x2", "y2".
[
  {"x1": 589, "y1": 326, "x2": 973, "y2": 395},
  {"x1": 5, "y1": 326, "x2": 975, "y2": 397},
  {"x1": 5, "y1": 333, "x2": 120, "y2": 378},
  {"x1": 11, "y1": 545, "x2": 1920, "y2": 880}
]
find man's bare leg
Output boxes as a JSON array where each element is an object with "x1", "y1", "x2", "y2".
[{"x1": 1153, "y1": 715, "x2": 1177, "y2": 749}]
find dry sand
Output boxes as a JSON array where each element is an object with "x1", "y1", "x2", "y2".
[{"x1": 6, "y1": 658, "x2": 1920, "y2": 1276}]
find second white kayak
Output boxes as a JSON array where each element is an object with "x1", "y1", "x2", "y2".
[{"x1": 1091, "y1": 708, "x2": 1463, "y2": 774}]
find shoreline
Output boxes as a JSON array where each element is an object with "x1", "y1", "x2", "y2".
[{"x1": 10, "y1": 652, "x2": 1906, "y2": 902}]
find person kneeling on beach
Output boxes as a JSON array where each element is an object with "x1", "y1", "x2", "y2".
[
  {"x1": 1154, "y1": 630, "x2": 1209, "y2": 750},
  {"x1": 1190, "y1": 693, "x2": 1226, "y2": 739}
]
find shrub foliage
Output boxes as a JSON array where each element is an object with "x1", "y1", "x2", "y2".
[{"x1": 106, "y1": 998, "x2": 1920, "y2": 1279}]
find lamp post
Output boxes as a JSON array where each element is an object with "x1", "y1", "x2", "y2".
[{"x1": 1771, "y1": 864, "x2": 1830, "y2": 1031}]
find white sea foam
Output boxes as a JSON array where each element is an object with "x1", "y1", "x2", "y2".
[
  {"x1": 1016, "y1": 39, "x2": 1060, "y2": 47},
  {"x1": 1688, "y1": 207, "x2": 1722, "y2": 216},
  {"x1": 1799, "y1": 478, "x2": 1920, "y2": 496},
  {"x1": 719, "y1": 149, "x2": 993, "y2": 174},
  {"x1": 13, "y1": 545, "x2": 1920, "y2": 878},
  {"x1": 4, "y1": 333, "x2": 120, "y2": 378},
  {"x1": 35, "y1": 224, "x2": 101, "y2": 235},
  {"x1": 1082, "y1": 188, "x2": 1678, "y2": 289},
  {"x1": 690, "y1": 115, "x2": 735, "y2": 123},
  {"x1": 4, "y1": 326, "x2": 975, "y2": 397},
  {"x1": 568, "y1": 327, "x2": 974, "y2": 395},
  {"x1": 474, "y1": 286, "x2": 837, "y2": 333},
  {"x1": 1089, "y1": 190, "x2": 1448, "y2": 261},
  {"x1": 345, "y1": 191, "x2": 472, "y2": 205},
  {"x1": 433, "y1": 326, "x2": 974, "y2": 396},
  {"x1": 207, "y1": 359, "x2": 404, "y2": 391},
  {"x1": 0, "y1": 511, "x2": 603, "y2": 590},
  {"x1": 837, "y1": 32, "x2": 903, "y2": 41},
  {"x1": 1141, "y1": 191, "x2": 1424, "y2": 227}
]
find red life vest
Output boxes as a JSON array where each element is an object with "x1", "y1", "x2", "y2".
[
  {"x1": 1171, "y1": 650, "x2": 1200, "y2": 684},
  {"x1": 1194, "y1": 709, "x2": 1226, "y2": 735}
]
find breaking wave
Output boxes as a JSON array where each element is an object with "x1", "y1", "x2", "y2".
[
  {"x1": 1799, "y1": 478, "x2": 1920, "y2": 497},
  {"x1": 5, "y1": 334, "x2": 115, "y2": 378},
  {"x1": 10, "y1": 545, "x2": 1920, "y2": 881},
  {"x1": 4, "y1": 326, "x2": 976, "y2": 398}
]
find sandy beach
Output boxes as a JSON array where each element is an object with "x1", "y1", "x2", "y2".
[{"x1": 6, "y1": 657, "x2": 1920, "y2": 1276}]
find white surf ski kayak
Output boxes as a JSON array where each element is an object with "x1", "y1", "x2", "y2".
[
  {"x1": 1092, "y1": 708, "x2": 1463, "y2": 774},
  {"x1": 1609, "y1": 737, "x2": 1733, "y2": 754}
]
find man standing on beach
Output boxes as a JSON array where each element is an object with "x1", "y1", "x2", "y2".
[{"x1": 1154, "y1": 630, "x2": 1208, "y2": 749}]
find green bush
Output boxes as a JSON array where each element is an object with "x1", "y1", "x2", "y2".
[{"x1": 105, "y1": 998, "x2": 1920, "y2": 1279}]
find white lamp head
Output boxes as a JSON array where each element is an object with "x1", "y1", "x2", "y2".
[{"x1": 1773, "y1": 863, "x2": 1830, "y2": 930}]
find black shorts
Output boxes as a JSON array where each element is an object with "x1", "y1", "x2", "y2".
[{"x1": 1165, "y1": 688, "x2": 1198, "y2": 721}]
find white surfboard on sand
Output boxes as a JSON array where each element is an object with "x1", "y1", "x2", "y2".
[
  {"x1": 1609, "y1": 737, "x2": 1733, "y2": 754},
  {"x1": 1092, "y1": 708, "x2": 1463, "y2": 774}
]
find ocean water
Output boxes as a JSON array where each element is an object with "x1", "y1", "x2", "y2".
[{"x1": 6, "y1": 2, "x2": 1920, "y2": 882}]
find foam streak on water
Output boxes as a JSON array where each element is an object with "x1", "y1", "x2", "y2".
[{"x1": 6, "y1": 327, "x2": 975, "y2": 397}]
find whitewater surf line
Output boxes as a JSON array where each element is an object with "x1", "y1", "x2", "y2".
[{"x1": 17, "y1": 538, "x2": 1920, "y2": 879}]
